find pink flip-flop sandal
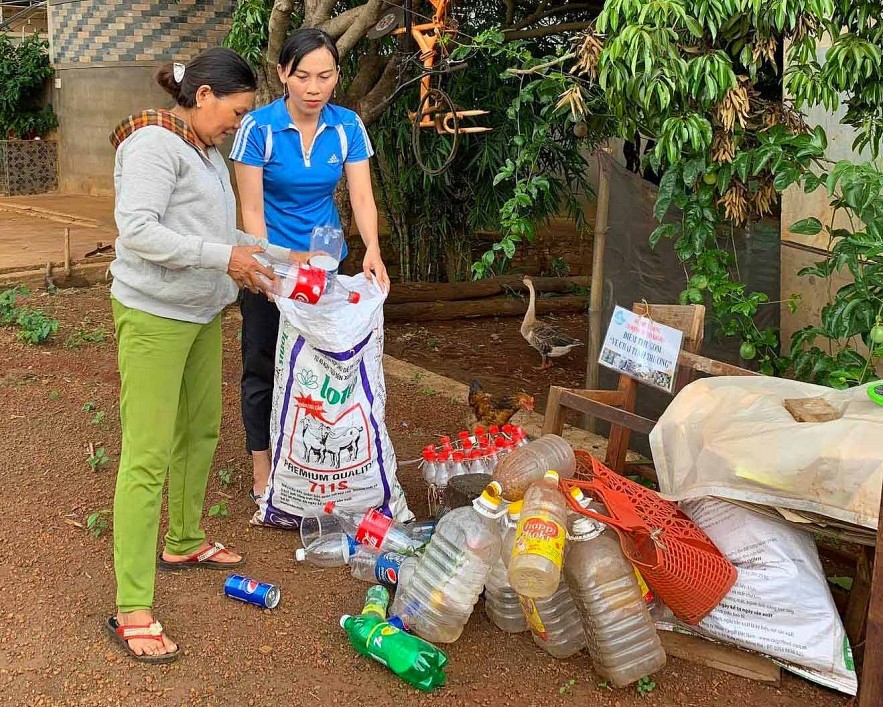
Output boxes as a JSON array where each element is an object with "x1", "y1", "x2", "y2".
[
  {"x1": 158, "y1": 541, "x2": 244, "y2": 571},
  {"x1": 105, "y1": 616, "x2": 180, "y2": 664}
]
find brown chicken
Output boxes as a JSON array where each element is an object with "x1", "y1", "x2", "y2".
[{"x1": 468, "y1": 379, "x2": 535, "y2": 427}]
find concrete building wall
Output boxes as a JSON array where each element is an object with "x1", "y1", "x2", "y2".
[
  {"x1": 780, "y1": 37, "x2": 871, "y2": 349},
  {"x1": 48, "y1": 0, "x2": 236, "y2": 194}
]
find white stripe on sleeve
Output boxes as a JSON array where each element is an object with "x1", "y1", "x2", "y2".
[{"x1": 230, "y1": 114, "x2": 255, "y2": 162}]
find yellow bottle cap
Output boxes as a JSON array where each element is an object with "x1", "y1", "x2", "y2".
[{"x1": 543, "y1": 469, "x2": 560, "y2": 483}]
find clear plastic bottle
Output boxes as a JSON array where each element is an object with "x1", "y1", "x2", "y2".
[
  {"x1": 323, "y1": 502, "x2": 431, "y2": 553},
  {"x1": 508, "y1": 470, "x2": 568, "y2": 598},
  {"x1": 450, "y1": 451, "x2": 469, "y2": 479},
  {"x1": 564, "y1": 489, "x2": 666, "y2": 687},
  {"x1": 350, "y1": 548, "x2": 409, "y2": 587},
  {"x1": 519, "y1": 582, "x2": 586, "y2": 659},
  {"x1": 484, "y1": 497, "x2": 528, "y2": 634},
  {"x1": 299, "y1": 513, "x2": 344, "y2": 548},
  {"x1": 493, "y1": 434, "x2": 576, "y2": 501},
  {"x1": 422, "y1": 447, "x2": 439, "y2": 485},
  {"x1": 389, "y1": 488, "x2": 504, "y2": 643},
  {"x1": 254, "y1": 258, "x2": 359, "y2": 304},
  {"x1": 295, "y1": 532, "x2": 359, "y2": 566}
]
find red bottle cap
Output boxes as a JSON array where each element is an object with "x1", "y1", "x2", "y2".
[
  {"x1": 439, "y1": 436, "x2": 451, "y2": 445},
  {"x1": 453, "y1": 451, "x2": 466, "y2": 462},
  {"x1": 474, "y1": 426, "x2": 486, "y2": 435},
  {"x1": 489, "y1": 425, "x2": 500, "y2": 435},
  {"x1": 323, "y1": 501, "x2": 336, "y2": 514},
  {"x1": 347, "y1": 291, "x2": 361, "y2": 304}
]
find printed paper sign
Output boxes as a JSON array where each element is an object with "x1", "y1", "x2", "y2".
[{"x1": 599, "y1": 306, "x2": 683, "y2": 393}]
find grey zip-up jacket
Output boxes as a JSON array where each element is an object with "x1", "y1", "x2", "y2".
[{"x1": 110, "y1": 123, "x2": 288, "y2": 323}]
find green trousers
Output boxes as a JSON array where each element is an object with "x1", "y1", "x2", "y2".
[{"x1": 112, "y1": 298, "x2": 223, "y2": 612}]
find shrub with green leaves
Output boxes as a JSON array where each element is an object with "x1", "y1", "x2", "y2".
[
  {"x1": 790, "y1": 162, "x2": 883, "y2": 386},
  {"x1": 15, "y1": 309, "x2": 59, "y2": 344},
  {"x1": 0, "y1": 34, "x2": 57, "y2": 138}
]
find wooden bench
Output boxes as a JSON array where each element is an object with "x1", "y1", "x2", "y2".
[{"x1": 542, "y1": 302, "x2": 757, "y2": 479}]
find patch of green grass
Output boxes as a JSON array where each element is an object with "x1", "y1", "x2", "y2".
[
  {"x1": 82, "y1": 401, "x2": 96, "y2": 412},
  {"x1": 15, "y1": 309, "x2": 59, "y2": 344},
  {"x1": 217, "y1": 466, "x2": 235, "y2": 490},
  {"x1": 427, "y1": 337, "x2": 439, "y2": 351},
  {"x1": 91, "y1": 410, "x2": 106, "y2": 426},
  {"x1": 558, "y1": 678, "x2": 576, "y2": 696},
  {"x1": 637, "y1": 676, "x2": 656, "y2": 698},
  {"x1": 64, "y1": 324, "x2": 107, "y2": 349},
  {"x1": 208, "y1": 500, "x2": 230, "y2": 518},
  {"x1": 87, "y1": 446, "x2": 110, "y2": 470},
  {"x1": 86, "y1": 509, "x2": 111, "y2": 538}
]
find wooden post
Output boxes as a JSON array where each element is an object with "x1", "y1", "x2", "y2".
[
  {"x1": 585, "y1": 153, "x2": 610, "y2": 431},
  {"x1": 63, "y1": 227, "x2": 71, "y2": 277},
  {"x1": 858, "y1": 485, "x2": 883, "y2": 706}
]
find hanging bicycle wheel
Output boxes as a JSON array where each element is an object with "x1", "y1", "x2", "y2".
[{"x1": 412, "y1": 87, "x2": 459, "y2": 176}]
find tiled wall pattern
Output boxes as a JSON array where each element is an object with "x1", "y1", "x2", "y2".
[
  {"x1": 50, "y1": 0, "x2": 236, "y2": 65},
  {"x1": 0, "y1": 140, "x2": 58, "y2": 195}
]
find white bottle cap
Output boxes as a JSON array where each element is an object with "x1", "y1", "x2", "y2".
[
  {"x1": 339, "y1": 614, "x2": 351, "y2": 628},
  {"x1": 295, "y1": 547, "x2": 306, "y2": 561},
  {"x1": 570, "y1": 516, "x2": 606, "y2": 540}
]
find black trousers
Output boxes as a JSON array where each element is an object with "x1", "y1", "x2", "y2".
[{"x1": 240, "y1": 290, "x2": 279, "y2": 452}]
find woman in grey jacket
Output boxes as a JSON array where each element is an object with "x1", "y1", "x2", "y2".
[{"x1": 105, "y1": 48, "x2": 292, "y2": 663}]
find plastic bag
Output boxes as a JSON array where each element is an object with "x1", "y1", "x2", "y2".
[
  {"x1": 650, "y1": 376, "x2": 883, "y2": 529},
  {"x1": 255, "y1": 273, "x2": 412, "y2": 528},
  {"x1": 656, "y1": 498, "x2": 857, "y2": 695}
]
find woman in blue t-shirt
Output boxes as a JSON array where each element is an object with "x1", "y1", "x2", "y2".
[{"x1": 231, "y1": 28, "x2": 390, "y2": 501}]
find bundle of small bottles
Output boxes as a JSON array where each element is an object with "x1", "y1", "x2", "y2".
[{"x1": 420, "y1": 424, "x2": 529, "y2": 487}]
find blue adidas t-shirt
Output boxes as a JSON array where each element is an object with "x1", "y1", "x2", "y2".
[{"x1": 229, "y1": 99, "x2": 374, "y2": 253}]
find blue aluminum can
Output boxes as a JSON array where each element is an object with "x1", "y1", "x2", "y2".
[{"x1": 224, "y1": 574, "x2": 281, "y2": 609}]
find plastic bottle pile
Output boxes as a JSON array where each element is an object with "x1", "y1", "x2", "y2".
[
  {"x1": 304, "y1": 434, "x2": 666, "y2": 691},
  {"x1": 420, "y1": 424, "x2": 529, "y2": 514}
]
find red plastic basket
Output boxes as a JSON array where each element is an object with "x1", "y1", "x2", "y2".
[{"x1": 560, "y1": 451, "x2": 737, "y2": 625}]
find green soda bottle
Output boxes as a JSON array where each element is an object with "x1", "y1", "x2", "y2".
[{"x1": 340, "y1": 586, "x2": 448, "y2": 691}]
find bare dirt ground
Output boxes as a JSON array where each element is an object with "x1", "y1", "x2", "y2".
[
  {"x1": 0, "y1": 285, "x2": 850, "y2": 707},
  {"x1": 385, "y1": 312, "x2": 590, "y2": 414}
]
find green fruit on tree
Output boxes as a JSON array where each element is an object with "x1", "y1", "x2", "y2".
[
  {"x1": 703, "y1": 171, "x2": 718, "y2": 186},
  {"x1": 739, "y1": 342, "x2": 757, "y2": 360},
  {"x1": 573, "y1": 122, "x2": 589, "y2": 138},
  {"x1": 870, "y1": 325, "x2": 883, "y2": 345}
]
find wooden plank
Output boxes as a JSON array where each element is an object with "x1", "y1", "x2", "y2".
[
  {"x1": 624, "y1": 461, "x2": 659, "y2": 484},
  {"x1": 632, "y1": 303, "x2": 706, "y2": 352},
  {"x1": 541, "y1": 386, "x2": 567, "y2": 436},
  {"x1": 557, "y1": 388, "x2": 655, "y2": 436},
  {"x1": 383, "y1": 294, "x2": 587, "y2": 322},
  {"x1": 783, "y1": 397, "x2": 843, "y2": 423},
  {"x1": 659, "y1": 631, "x2": 781, "y2": 684},
  {"x1": 605, "y1": 375, "x2": 640, "y2": 472},
  {"x1": 845, "y1": 545, "x2": 872, "y2": 665},
  {"x1": 858, "y1": 484, "x2": 883, "y2": 707},
  {"x1": 385, "y1": 275, "x2": 590, "y2": 305},
  {"x1": 678, "y1": 351, "x2": 759, "y2": 378},
  {"x1": 567, "y1": 389, "x2": 627, "y2": 407},
  {"x1": 586, "y1": 157, "x2": 610, "y2": 432}
]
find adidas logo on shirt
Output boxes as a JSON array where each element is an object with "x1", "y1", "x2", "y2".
[{"x1": 327, "y1": 154, "x2": 340, "y2": 164}]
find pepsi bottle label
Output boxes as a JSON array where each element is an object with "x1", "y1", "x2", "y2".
[{"x1": 374, "y1": 551, "x2": 406, "y2": 586}]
